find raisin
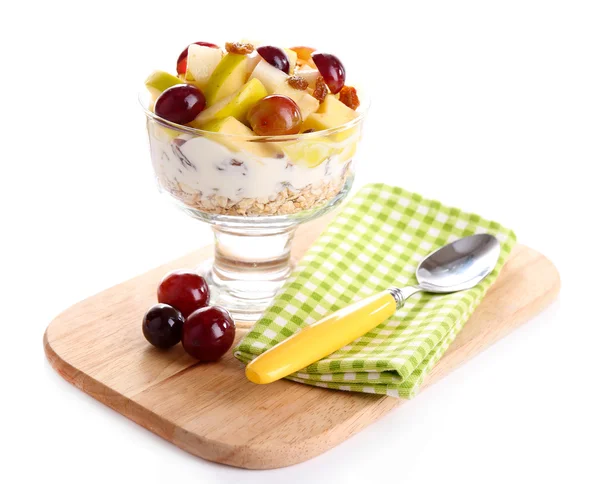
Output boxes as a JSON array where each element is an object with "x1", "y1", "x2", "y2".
[
  {"x1": 312, "y1": 76, "x2": 328, "y2": 103},
  {"x1": 339, "y1": 85, "x2": 360, "y2": 110},
  {"x1": 287, "y1": 75, "x2": 309, "y2": 90},
  {"x1": 225, "y1": 42, "x2": 254, "y2": 55}
]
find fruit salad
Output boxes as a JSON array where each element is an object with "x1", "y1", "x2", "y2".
[{"x1": 143, "y1": 41, "x2": 365, "y2": 216}]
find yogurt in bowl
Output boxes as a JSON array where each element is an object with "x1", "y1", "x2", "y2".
[{"x1": 146, "y1": 118, "x2": 361, "y2": 216}]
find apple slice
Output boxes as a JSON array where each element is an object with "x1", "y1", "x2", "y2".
[
  {"x1": 204, "y1": 53, "x2": 249, "y2": 105},
  {"x1": 300, "y1": 94, "x2": 359, "y2": 140},
  {"x1": 284, "y1": 48, "x2": 298, "y2": 72},
  {"x1": 189, "y1": 78, "x2": 268, "y2": 128},
  {"x1": 281, "y1": 137, "x2": 335, "y2": 167},
  {"x1": 185, "y1": 44, "x2": 223, "y2": 89},
  {"x1": 145, "y1": 70, "x2": 184, "y2": 99},
  {"x1": 201, "y1": 116, "x2": 275, "y2": 158},
  {"x1": 246, "y1": 52, "x2": 262, "y2": 75},
  {"x1": 249, "y1": 59, "x2": 288, "y2": 93},
  {"x1": 272, "y1": 81, "x2": 319, "y2": 121},
  {"x1": 295, "y1": 68, "x2": 320, "y2": 88}
]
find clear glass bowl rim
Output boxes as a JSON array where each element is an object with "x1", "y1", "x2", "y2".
[{"x1": 139, "y1": 89, "x2": 369, "y2": 142}]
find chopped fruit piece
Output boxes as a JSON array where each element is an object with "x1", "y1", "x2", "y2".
[
  {"x1": 273, "y1": 81, "x2": 319, "y2": 120},
  {"x1": 337, "y1": 139, "x2": 358, "y2": 163},
  {"x1": 182, "y1": 306, "x2": 235, "y2": 362},
  {"x1": 290, "y1": 46, "x2": 317, "y2": 68},
  {"x1": 155, "y1": 85, "x2": 206, "y2": 124},
  {"x1": 282, "y1": 137, "x2": 336, "y2": 167},
  {"x1": 295, "y1": 68, "x2": 320, "y2": 88},
  {"x1": 157, "y1": 270, "x2": 210, "y2": 317},
  {"x1": 312, "y1": 52, "x2": 346, "y2": 94},
  {"x1": 284, "y1": 48, "x2": 298, "y2": 71},
  {"x1": 245, "y1": 52, "x2": 262, "y2": 75},
  {"x1": 312, "y1": 75, "x2": 328, "y2": 102},
  {"x1": 202, "y1": 117, "x2": 276, "y2": 157},
  {"x1": 204, "y1": 54, "x2": 249, "y2": 105},
  {"x1": 225, "y1": 41, "x2": 254, "y2": 54},
  {"x1": 142, "y1": 304, "x2": 185, "y2": 349},
  {"x1": 257, "y1": 45, "x2": 290, "y2": 74},
  {"x1": 189, "y1": 78, "x2": 268, "y2": 127},
  {"x1": 185, "y1": 44, "x2": 223, "y2": 89},
  {"x1": 145, "y1": 70, "x2": 184, "y2": 99},
  {"x1": 338, "y1": 85, "x2": 360, "y2": 110},
  {"x1": 151, "y1": 123, "x2": 182, "y2": 142},
  {"x1": 300, "y1": 94, "x2": 358, "y2": 137},
  {"x1": 176, "y1": 41, "x2": 219, "y2": 75},
  {"x1": 247, "y1": 95, "x2": 302, "y2": 136},
  {"x1": 287, "y1": 75, "x2": 309, "y2": 90},
  {"x1": 249, "y1": 59, "x2": 288, "y2": 93}
]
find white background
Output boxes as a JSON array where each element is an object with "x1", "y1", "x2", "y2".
[{"x1": 3, "y1": 0, "x2": 600, "y2": 482}]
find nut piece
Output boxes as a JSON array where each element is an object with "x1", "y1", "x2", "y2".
[
  {"x1": 287, "y1": 75, "x2": 309, "y2": 90},
  {"x1": 225, "y1": 42, "x2": 255, "y2": 55},
  {"x1": 172, "y1": 173, "x2": 349, "y2": 216},
  {"x1": 339, "y1": 85, "x2": 360, "y2": 110},
  {"x1": 312, "y1": 76, "x2": 328, "y2": 103}
]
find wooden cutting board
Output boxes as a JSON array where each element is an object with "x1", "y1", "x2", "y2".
[{"x1": 44, "y1": 215, "x2": 560, "y2": 469}]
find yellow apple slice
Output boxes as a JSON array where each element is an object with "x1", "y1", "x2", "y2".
[
  {"x1": 204, "y1": 54, "x2": 249, "y2": 105},
  {"x1": 281, "y1": 137, "x2": 335, "y2": 167},
  {"x1": 284, "y1": 48, "x2": 298, "y2": 72},
  {"x1": 185, "y1": 44, "x2": 223, "y2": 89},
  {"x1": 201, "y1": 116, "x2": 275, "y2": 158},
  {"x1": 300, "y1": 95, "x2": 359, "y2": 140},
  {"x1": 189, "y1": 78, "x2": 267, "y2": 128}
]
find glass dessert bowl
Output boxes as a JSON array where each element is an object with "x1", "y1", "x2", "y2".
[{"x1": 141, "y1": 41, "x2": 368, "y2": 322}]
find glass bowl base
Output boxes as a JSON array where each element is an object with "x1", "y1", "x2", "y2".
[{"x1": 199, "y1": 259, "x2": 291, "y2": 326}]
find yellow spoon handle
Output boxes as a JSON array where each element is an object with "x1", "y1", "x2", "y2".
[{"x1": 245, "y1": 290, "x2": 398, "y2": 385}]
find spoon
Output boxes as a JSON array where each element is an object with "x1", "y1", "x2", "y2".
[{"x1": 245, "y1": 233, "x2": 501, "y2": 385}]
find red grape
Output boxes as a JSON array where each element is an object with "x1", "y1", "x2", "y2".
[
  {"x1": 311, "y1": 52, "x2": 346, "y2": 94},
  {"x1": 142, "y1": 304, "x2": 184, "y2": 349},
  {"x1": 257, "y1": 46, "x2": 290, "y2": 74},
  {"x1": 247, "y1": 95, "x2": 302, "y2": 136},
  {"x1": 182, "y1": 306, "x2": 236, "y2": 362},
  {"x1": 176, "y1": 41, "x2": 220, "y2": 75},
  {"x1": 157, "y1": 270, "x2": 210, "y2": 317},
  {"x1": 154, "y1": 85, "x2": 206, "y2": 125}
]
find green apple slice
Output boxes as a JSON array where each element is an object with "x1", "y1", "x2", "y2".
[
  {"x1": 190, "y1": 78, "x2": 267, "y2": 128},
  {"x1": 145, "y1": 70, "x2": 184, "y2": 98},
  {"x1": 249, "y1": 59, "x2": 288, "y2": 93},
  {"x1": 273, "y1": 81, "x2": 319, "y2": 121},
  {"x1": 204, "y1": 53, "x2": 249, "y2": 105},
  {"x1": 185, "y1": 44, "x2": 223, "y2": 89},
  {"x1": 202, "y1": 116, "x2": 275, "y2": 158}
]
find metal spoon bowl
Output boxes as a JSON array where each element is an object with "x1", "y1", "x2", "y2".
[{"x1": 417, "y1": 234, "x2": 501, "y2": 293}]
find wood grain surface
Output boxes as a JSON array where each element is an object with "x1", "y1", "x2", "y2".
[{"x1": 44, "y1": 216, "x2": 560, "y2": 469}]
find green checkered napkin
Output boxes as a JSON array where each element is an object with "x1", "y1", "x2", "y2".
[{"x1": 234, "y1": 183, "x2": 516, "y2": 398}]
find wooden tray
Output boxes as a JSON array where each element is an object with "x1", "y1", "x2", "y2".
[{"x1": 44, "y1": 216, "x2": 560, "y2": 469}]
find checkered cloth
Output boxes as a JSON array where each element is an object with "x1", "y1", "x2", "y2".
[{"x1": 234, "y1": 183, "x2": 516, "y2": 398}]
